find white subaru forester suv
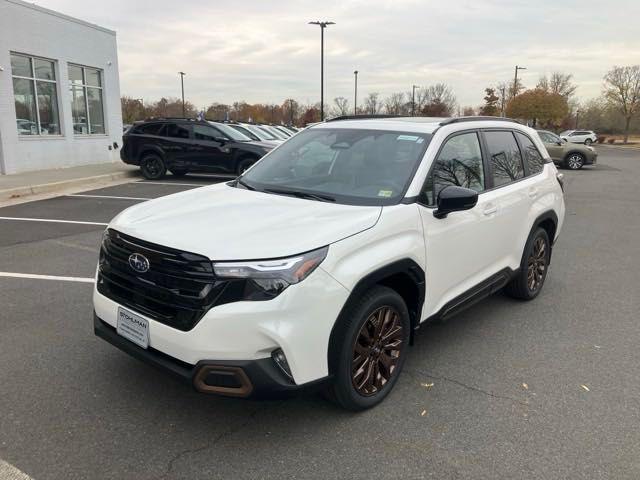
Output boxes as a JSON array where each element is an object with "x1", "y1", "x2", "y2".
[{"x1": 94, "y1": 116, "x2": 565, "y2": 410}]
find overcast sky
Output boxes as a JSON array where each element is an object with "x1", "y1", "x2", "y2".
[{"x1": 40, "y1": 0, "x2": 640, "y2": 109}]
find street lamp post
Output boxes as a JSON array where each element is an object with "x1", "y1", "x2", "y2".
[
  {"x1": 576, "y1": 109, "x2": 581, "y2": 129},
  {"x1": 513, "y1": 65, "x2": 526, "y2": 99},
  {"x1": 308, "y1": 21, "x2": 335, "y2": 121},
  {"x1": 178, "y1": 71, "x2": 186, "y2": 116},
  {"x1": 354, "y1": 70, "x2": 358, "y2": 115},
  {"x1": 411, "y1": 85, "x2": 419, "y2": 116}
]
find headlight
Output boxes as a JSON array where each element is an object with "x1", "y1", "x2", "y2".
[{"x1": 212, "y1": 246, "x2": 328, "y2": 300}]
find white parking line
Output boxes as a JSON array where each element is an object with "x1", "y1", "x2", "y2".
[
  {"x1": 67, "y1": 194, "x2": 151, "y2": 201},
  {"x1": 0, "y1": 459, "x2": 34, "y2": 479},
  {"x1": 0, "y1": 217, "x2": 107, "y2": 226},
  {"x1": 0, "y1": 272, "x2": 94, "y2": 283},
  {"x1": 134, "y1": 181, "x2": 209, "y2": 187}
]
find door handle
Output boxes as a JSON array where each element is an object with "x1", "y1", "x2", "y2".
[
  {"x1": 483, "y1": 205, "x2": 498, "y2": 216},
  {"x1": 528, "y1": 188, "x2": 539, "y2": 198}
]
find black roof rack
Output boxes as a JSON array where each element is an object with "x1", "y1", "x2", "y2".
[
  {"x1": 326, "y1": 114, "x2": 404, "y2": 122},
  {"x1": 439, "y1": 116, "x2": 521, "y2": 125},
  {"x1": 326, "y1": 114, "x2": 521, "y2": 126},
  {"x1": 143, "y1": 117, "x2": 203, "y2": 122}
]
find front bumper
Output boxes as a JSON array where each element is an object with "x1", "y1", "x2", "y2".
[
  {"x1": 94, "y1": 313, "x2": 331, "y2": 398},
  {"x1": 93, "y1": 265, "x2": 350, "y2": 386}
]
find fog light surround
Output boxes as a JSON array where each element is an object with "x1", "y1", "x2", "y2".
[{"x1": 272, "y1": 348, "x2": 293, "y2": 382}]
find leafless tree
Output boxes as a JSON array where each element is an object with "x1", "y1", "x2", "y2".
[
  {"x1": 496, "y1": 82, "x2": 509, "y2": 116},
  {"x1": 364, "y1": 92, "x2": 381, "y2": 115},
  {"x1": 603, "y1": 65, "x2": 640, "y2": 143},
  {"x1": 421, "y1": 83, "x2": 457, "y2": 117},
  {"x1": 384, "y1": 92, "x2": 405, "y2": 115},
  {"x1": 332, "y1": 97, "x2": 350, "y2": 117},
  {"x1": 537, "y1": 72, "x2": 577, "y2": 98}
]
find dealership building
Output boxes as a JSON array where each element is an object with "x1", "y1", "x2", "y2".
[{"x1": 0, "y1": 0, "x2": 122, "y2": 175}]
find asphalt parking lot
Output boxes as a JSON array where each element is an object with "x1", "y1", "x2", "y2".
[{"x1": 1, "y1": 147, "x2": 639, "y2": 480}]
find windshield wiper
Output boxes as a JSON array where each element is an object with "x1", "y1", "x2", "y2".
[
  {"x1": 263, "y1": 188, "x2": 335, "y2": 203},
  {"x1": 236, "y1": 178, "x2": 256, "y2": 191}
]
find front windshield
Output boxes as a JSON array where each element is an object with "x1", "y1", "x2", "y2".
[
  {"x1": 241, "y1": 128, "x2": 431, "y2": 206},
  {"x1": 210, "y1": 122, "x2": 252, "y2": 142},
  {"x1": 263, "y1": 126, "x2": 288, "y2": 140},
  {"x1": 245, "y1": 124, "x2": 276, "y2": 140},
  {"x1": 230, "y1": 124, "x2": 260, "y2": 141}
]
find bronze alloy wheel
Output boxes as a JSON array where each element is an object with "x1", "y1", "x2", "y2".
[
  {"x1": 527, "y1": 236, "x2": 547, "y2": 292},
  {"x1": 351, "y1": 305, "x2": 405, "y2": 396}
]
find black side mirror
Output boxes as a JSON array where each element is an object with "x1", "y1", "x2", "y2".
[
  {"x1": 556, "y1": 141, "x2": 563, "y2": 146},
  {"x1": 434, "y1": 186, "x2": 478, "y2": 219},
  {"x1": 215, "y1": 137, "x2": 230, "y2": 144}
]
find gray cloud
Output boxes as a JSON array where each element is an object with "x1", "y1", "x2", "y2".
[{"x1": 40, "y1": 0, "x2": 640, "y2": 108}]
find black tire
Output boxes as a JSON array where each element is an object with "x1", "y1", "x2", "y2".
[
  {"x1": 169, "y1": 169, "x2": 188, "y2": 177},
  {"x1": 565, "y1": 152, "x2": 585, "y2": 170},
  {"x1": 505, "y1": 227, "x2": 551, "y2": 301},
  {"x1": 584, "y1": 138, "x2": 593, "y2": 145},
  {"x1": 326, "y1": 286, "x2": 410, "y2": 411},
  {"x1": 236, "y1": 157, "x2": 257, "y2": 176},
  {"x1": 140, "y1": 153, "x2": 167, "y2": 180}
]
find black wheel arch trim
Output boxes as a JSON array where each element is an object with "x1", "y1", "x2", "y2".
[
  {"x1": 327, "y1": 259, "x2": 425, "y2": 374},
  {"x1": 138, "y1": 145, "x2": 166, "y2": 163},
  {"x1": 531, "y1": 210, "x2": 558, "y2": 246}
]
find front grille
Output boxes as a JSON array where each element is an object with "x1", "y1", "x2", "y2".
[{"x1": 98, "y1": 229, "x2": 227, "y2": 331}]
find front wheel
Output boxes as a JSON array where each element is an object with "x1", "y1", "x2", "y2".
[
  {"x1": 565, "y1": 153, "x2": 585, "y2": 170},
  {"x1": 327, "y1": 286, "x2": 410, "y2": 410},
  {"x1": 505, "y1": 228, "x2": 551, "y2": 300}
]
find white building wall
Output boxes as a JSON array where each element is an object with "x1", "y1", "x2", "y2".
[{"x1": 0, "y1": 0, "x2": 122, "y2": 174}]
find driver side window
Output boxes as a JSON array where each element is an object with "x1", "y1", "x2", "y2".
[{"x1": 421, "y1": 132, "x2": 485, "y2": 206}]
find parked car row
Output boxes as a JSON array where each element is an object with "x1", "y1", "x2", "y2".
[{"x1": 120, "y1": 118, "x2": 300, "y2": 179}]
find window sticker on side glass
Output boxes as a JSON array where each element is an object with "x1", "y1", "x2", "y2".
[
  {"x1": 378, "y1": 190, "x2": 393, "y2": 198},
  {"x1": 397, "y1": 135, "x2": 420, "y2": 142}
]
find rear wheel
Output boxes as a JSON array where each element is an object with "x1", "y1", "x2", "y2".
[
  {"x1": 565, "y1": 153, "x2": 585, "y2": 170},
  {"x1": 584, "y1": 138, "x2": 593, "y2": 145},
  {"x1": 326, "y1": 286, "x2": 410, "y2": 410},
  {"x1": 505, "y1": 228, "x2": 551, "y2": 300},
  {"x1": 140, "y1": 153, "x2": 166, "y2": 180}
]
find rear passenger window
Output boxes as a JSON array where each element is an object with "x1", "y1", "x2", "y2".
[
  {"x1": 516, "y1": 132, "x2": 545, "y2": 175},
  {"x1": 166, "y1": 123, "x2": 190, "y2": 139},
  {"x1": 136, "y1": 123, "x2": 164, "y2": 135},
  {"x1": 422, "y1": 132, "x2": 485, "y2": 205},
  {"x1": 484, "y1": 131, "x2": 524, "y2": 187}
]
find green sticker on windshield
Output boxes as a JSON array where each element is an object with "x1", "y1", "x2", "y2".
[{"x1": 378, "y1": 190, "x2": 393, "y2": 198}]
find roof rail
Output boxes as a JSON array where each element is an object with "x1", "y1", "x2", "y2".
[
  {"x1": 439, "y1": 116, "x2": 521, "y2": 126},
  {"x1": 326, "y1": 114, "x2": 403, "y2": 122},
  {"x1": 143, "y1": 117, "x2": 201, "y2": 122}
]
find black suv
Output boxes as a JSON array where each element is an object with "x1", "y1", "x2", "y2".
[{"x1": 121, "y1": 118, "x2": 275, "y2": 179}]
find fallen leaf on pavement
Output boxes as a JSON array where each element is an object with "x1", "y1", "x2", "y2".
[
  {"x1": 421, "y1": 409, "x2": 427, "y2": 416},
  {"x1": 522, "y1": 383, "x2": 529, "y2": 390},
  {"x1": 421, "y1": 383, "x2": 434, "y2": 388},
  {"x1": 581, "y1": 384, "x2": 590, "y2": 392}
]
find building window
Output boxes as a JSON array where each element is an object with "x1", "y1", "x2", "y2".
[
  {"x1": 10, "y1": 53, "x2": 61, "y2": 136},
  {"x1": 69, "y1": 65, "x2": 105, "y2": 135}
]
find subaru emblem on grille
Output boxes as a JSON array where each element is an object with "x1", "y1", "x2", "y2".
[{"x1": 128, "y1": 253, "x2": 150, "y2": 273}]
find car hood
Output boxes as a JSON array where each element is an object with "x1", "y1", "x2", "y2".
[{"x1": 109, "y1": 183, "x2": 382, "y2": 260}]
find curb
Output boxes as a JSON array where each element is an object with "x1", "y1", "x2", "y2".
[{"x1": 0, "y1": 169, "x2": 139, "y2": 203}]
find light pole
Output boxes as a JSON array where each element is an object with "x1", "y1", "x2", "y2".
[
  {"x1": 354, "y1": 70, "x2": 358, "y2": 115},
  {"x1": 411, "y1": 85, "x2": 419, "y2": 116},
  {"x1": 289, "y1": 99, "x2": 295, "y2": 125},
  {"x1": 513, "y1": 65, "x2": 526, "y2": 99},
  {"x1": 178, "y1": 71, "x2": 186, "y2": 116},
  {"x1": 308, "y1": 21, "x2": 335, "y2": 121},
  {"x1": 576, "y1": 109, "x2": 580, "y2": 129}
]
